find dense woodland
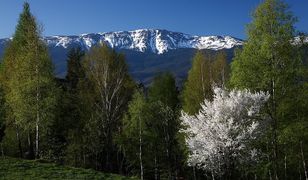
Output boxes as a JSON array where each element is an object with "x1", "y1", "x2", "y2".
[{"x1": 0, "y1": 0, "x2": 307, "y2": 179}]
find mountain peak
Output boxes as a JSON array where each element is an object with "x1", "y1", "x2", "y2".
[{"x1": 43, "y1": 29, "x2": 243, "y2": 54}]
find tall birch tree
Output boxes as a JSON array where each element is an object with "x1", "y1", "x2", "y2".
[{"x1": 1, "y1": 2, "x2": 57, "y2": 159}]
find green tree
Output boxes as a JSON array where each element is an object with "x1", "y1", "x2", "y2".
[
  {"x1": 0, "y1": 64, "x2": 5, "y2": 155},
  {"x1": 1, "y1": 2, "x2": 58, "y2": 159},
  {"x1": 79, "y1": 44, "x2": 134, "y2": 171},
  {"x1": 66, "y1": 47, "x2": 85, "y2": 90},
  {"x1": 230, "y1": 0, "x2": 303, "y2": 178},
  {"x1": 148, "y1": 73, "x2": 179, "y2": 109},
  {"x1": 120, "y1": 90, "x2": 147, "y2": 180},
  {"x1": 182, "y1": 51, "x2": 229, "y2": 115},
  {"x1": 62, "y1": 46, "x2": 85, "y2": 166},
  {"x1": 182, "y1": 51, "x2": 212, "y2": 115},
  {"x1": 212, "y1": 51, "x2": 229, "y2": 86},
  {"x1": 147, "y1": 73, "x2": 186, "y2": 180}
]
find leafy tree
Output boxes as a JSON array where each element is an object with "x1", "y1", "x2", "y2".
[
  {"x1": 1, "y1": 2, "x2": 58, "y2": 159},
  {"x1": 212, "y1": 51, "x2": 229, "y2": 86},
  {"x1": 79, "y1": 44, "x2": 134, "y2": 171},
  {"x1": 147, "y1": 73, "x2": 186, "y2": 179},
  {"x1": 182, "y1": 51, "x2": 229, "y2": 115},
  {"x1": 182, "y1": 51, "x2": 212, "y2": 115},
  {"x1": 230, "y1": 0, "x2": 304, "y2": 178},
  {"x1": 120, "y1": 90, "x2": 147, "y2": 179},
  {"x1": 181, "y1": 87, "x2": 269, "y2": 179},
  {"x1": 120, "y1": 74, "x2": 186, "y2": 179}
]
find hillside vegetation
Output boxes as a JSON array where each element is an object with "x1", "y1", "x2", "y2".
[{"x1": 0, "y1": 157, "x2": 136, "y2": 180}]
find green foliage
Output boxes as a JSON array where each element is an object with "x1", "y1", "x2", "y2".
[
  {"x1": 0, "y1": 82, "x2": 5, "y2": 144},
  {"x1": 120, "y1": 74, "x2": 187, "y2": 179},
  {"x1": 122, "y1": 100, "x2": 186, "y2": 179},
  {"x1": 78, "y1": 43, "x2": 135, "y2": 170},
  {"x1": 148, "y1": 73, "x2": 179, "y2": 109},
  {"x1": 0, "y1": 157, "x2": 136, "y2": 179},
  {"x1": 182, "y1": 50, "x2": 229, "y2": 115},
  {"x1": 230, "y1": 0, "x2": 306, "y2": 178},
  {"x1": 66, "y1": 47, "x2": 85, "y2": 90},
  {"x1": 0, "y1": 2, "x2": 58, "y2": 159},
  {"x1": 60, "y1": 47, "x2": 86, "y2": 165},
  {"x1": 119, "y1": 90, "x2": 147, "y2": 174},
  {"x1": 230, "y1": 0, "x2": 299, "y2": 91}
]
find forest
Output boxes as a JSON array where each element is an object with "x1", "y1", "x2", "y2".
[{"x1": 0, "y1": 0, "x2": 307, "y2": 179}]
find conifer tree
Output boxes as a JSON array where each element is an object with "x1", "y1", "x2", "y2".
[
  {"x1": 62, "y1": 46, "x2": 85, "y2": 165},
  {"x1": 66, "y1": 46, "x2": 85, "y2": 90},
  {"x1": 148, "y1": 73, "x2": 179, "y2": 109}
]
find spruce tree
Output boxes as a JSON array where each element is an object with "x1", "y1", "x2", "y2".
[
  {"x1": 148, "y1": 73, "x2": 179, "y2": 109},
  {"x1": 1, "y1": 2, "x2": 58, "y2": 159},
  {"x1": 66, "y1": 46, "x2": 85, "y2": 90}
]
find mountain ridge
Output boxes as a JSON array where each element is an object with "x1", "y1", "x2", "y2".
[
  {"x1": 0, "y1": 29, "x2": 243, "y2": 55},
  {"x1": 0, "y1": 29, "x2": 244, "y2": 85}
]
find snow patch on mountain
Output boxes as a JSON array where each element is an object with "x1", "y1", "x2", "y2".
[
  {"x1": 42, "y1": 29, "x2": 243, "y2": 54},
  {"x1": 0, "y1": 29, "x2": 243, "y2": 54}
]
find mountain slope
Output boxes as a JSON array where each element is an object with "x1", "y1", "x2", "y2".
[
  {"x1": 0, "y1": 29, "x2": 243, "y2": 85},
  {"x1": 43, "y1": 29, "x2": 243, "y2": 54}
]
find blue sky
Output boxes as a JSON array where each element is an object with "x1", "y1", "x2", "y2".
[{"x1": 0, "y1": 0, "x2": 307, "y2": 39}]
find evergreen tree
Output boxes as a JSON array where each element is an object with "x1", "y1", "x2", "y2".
[
  {"x1": 62, "y1": 46, "x2": 85, "y2": 166},
  {"x1": 1, "y1": 2, "x2": 58, "y2": 159},
  {"x1": 66, "y1": 47, "x2": 85, "y2": 90},
  {"x1": 148, "y1": 73, "x2": 179, "y2": 109},
  {"x1": 230, "y1": 0, "x2": 303, "y2": 178}
]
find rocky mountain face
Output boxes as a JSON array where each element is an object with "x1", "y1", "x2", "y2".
[{"x1": 0, "y1": 29, "x2": 243, "y2": 85}]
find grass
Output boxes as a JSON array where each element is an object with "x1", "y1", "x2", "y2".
[{"x1": 0, "y1": 156, "x2": 137, "y2": 180}]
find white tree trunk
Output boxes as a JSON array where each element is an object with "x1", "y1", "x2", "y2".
[
  {"x1": 155, "y1": 155, "x2": 158, "y2": 180},
  {"x1": 139, "y1": 117, "x2": 143, "y2": 180},
  {"x1": 35, "y1": 116, "x2": 39, "y2": 158},
  {"x1": 300, "y1": 141, "x2": 308, "y2": 180},
  {"x1": 35, "y1": 63, "x2": 40, "y2": 159}
]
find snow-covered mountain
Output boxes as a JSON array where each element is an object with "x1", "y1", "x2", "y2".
[
  {"x1": 44, "y1": 29, "x2": 243, "y2": 54},
  {"x1": 0, "y1": 29, "x2": 243, "y2": 85}
]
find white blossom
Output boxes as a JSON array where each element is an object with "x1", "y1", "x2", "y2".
[{"x1": 181, "y1": 87, "x2": 269, "y2": 176}]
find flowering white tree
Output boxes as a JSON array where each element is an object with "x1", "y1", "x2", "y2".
[{"x1": 181, "y1": 87, "x2": 269, "y2": 178}]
